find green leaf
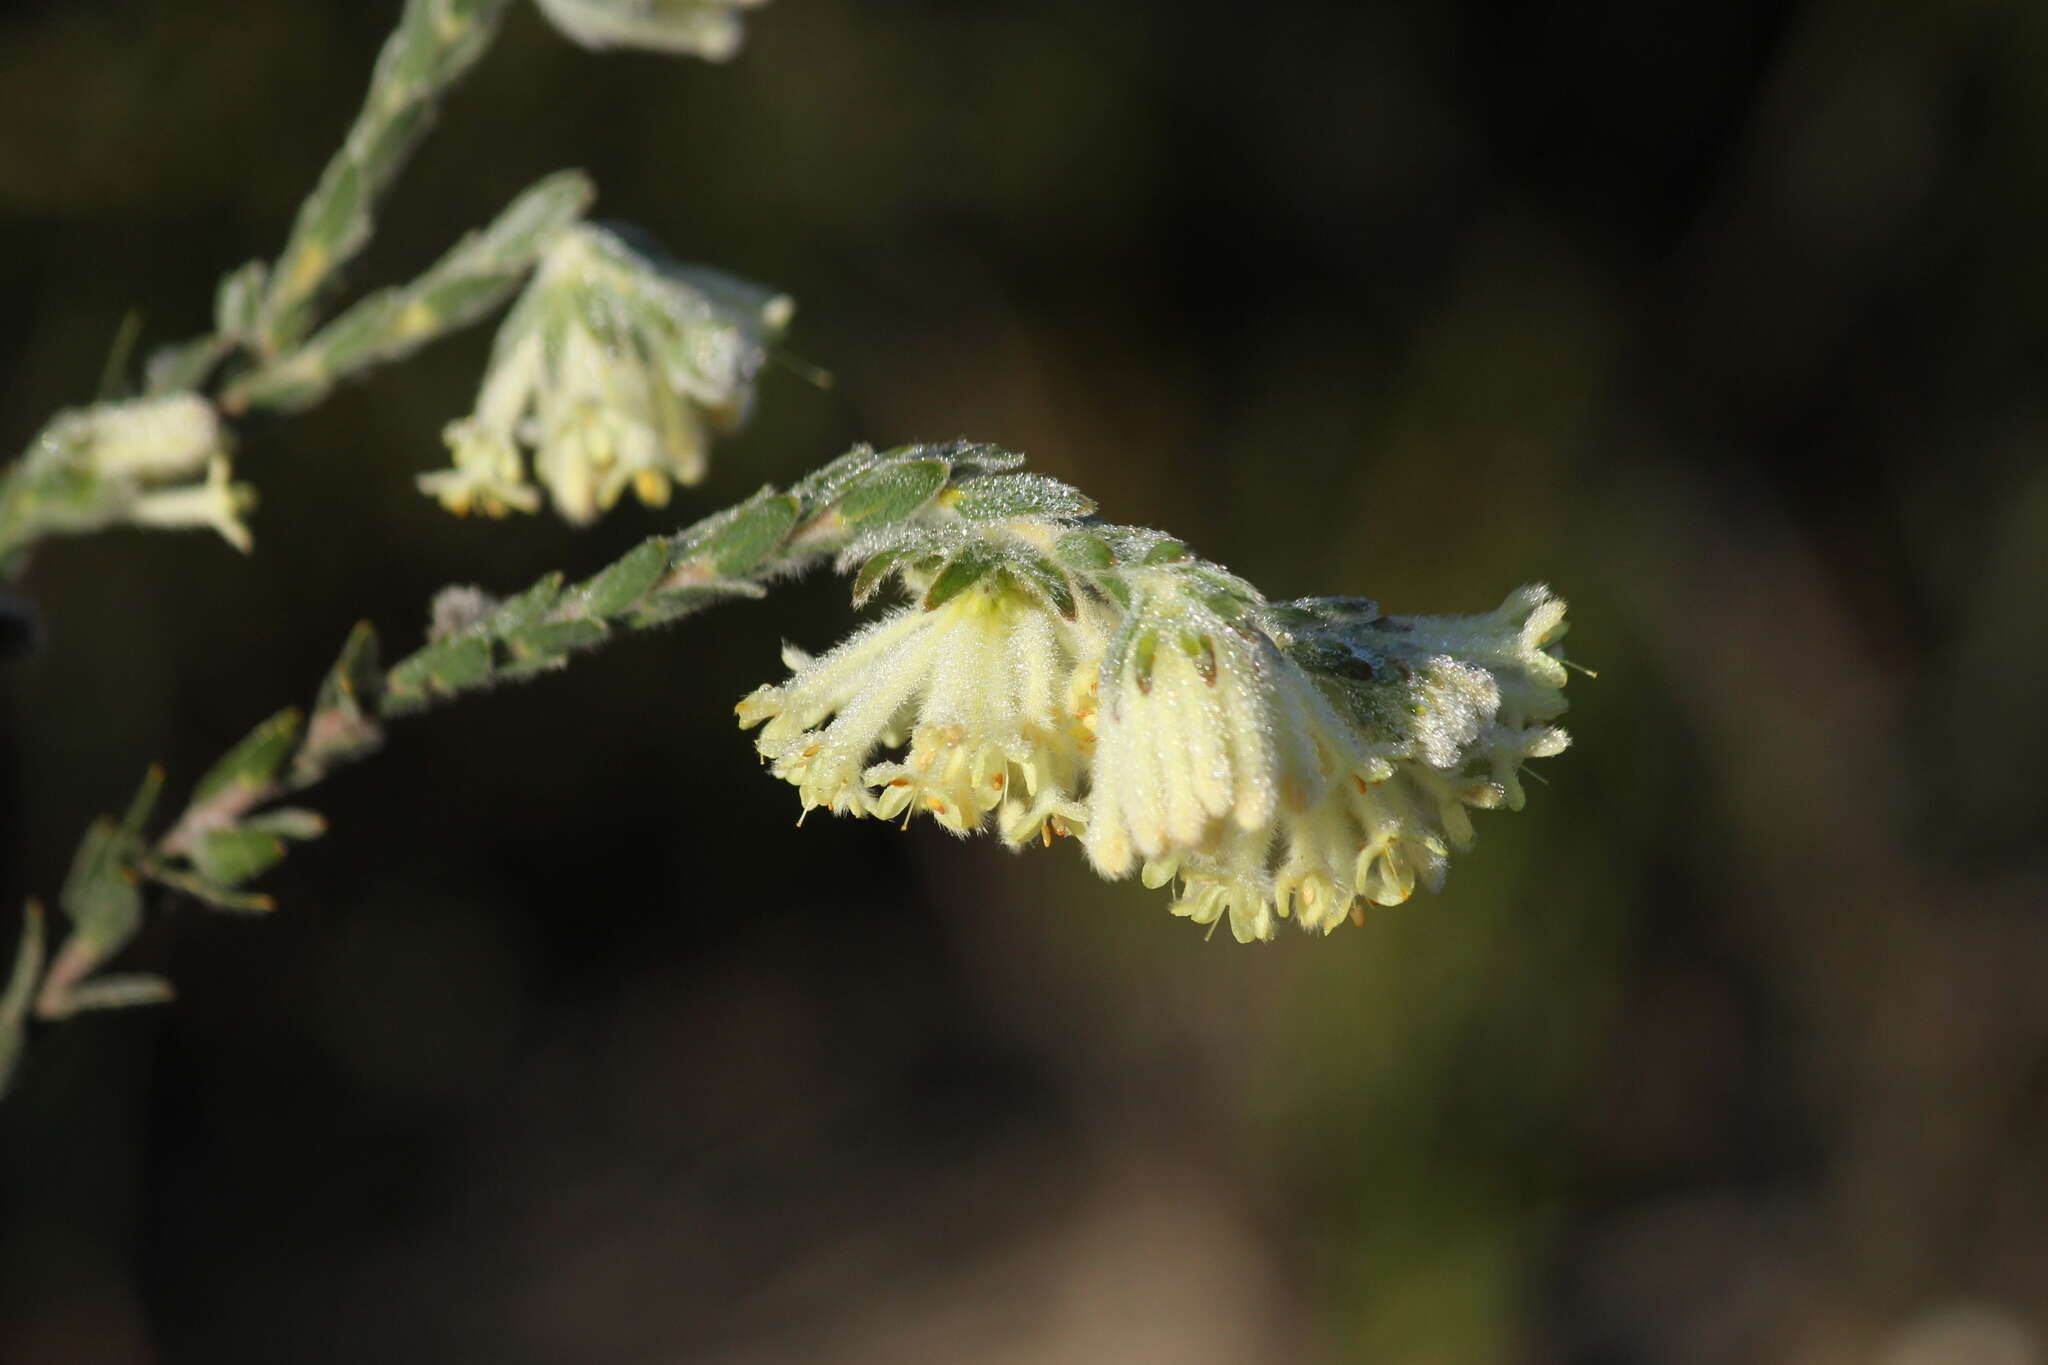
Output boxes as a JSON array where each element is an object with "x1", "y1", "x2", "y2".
[
  {"x1": 120, "y1": 765, "x2": 165, "y2": 839},
  {"x1": 1140, "y1": 538, "x2": 1189, "y2": 564},
  {"x1": 303, "y1": 161, "x2": 366, "y2": 265},
  {"x1": 1094, "y1": 571, "x2": 1134, "y2": 610},
  {"x1": 851, "y1": 546, "x2": 908, "y2": 605},
  {"x1": 577, "y1": 538, "x2": 670, "y2": 618},
  {"x1": 421, "y1": 634, "x2": 497, "y2": 690},
  {"x1": 627, "y1": 581, "x2": 767, "y2": 627},
  {"x1": 950, "y1": 473, "x2": 1095, "y2": 522},
  {"x1": 304, "y1": 294, "x2": 403, "y2": 371},
  {"x1": 317, "y1": 621, "x2": 383, "y2": 718},
  {"x1": 194, "y1": 826, "x2": 288, "y2": 888},
  {"x1": 480, "y1": 170, "x2": 594, "y2": 257},
  {"x1": 96, "y1": 310, "x2": 144, "y2": 402},
  {"x1": 1054, "y1": 530, "x2": 1116, "y2": 572},
  {"x1": 504, "y1": 618, "x2": 608, "y2": 672},
  {"x1": 0, "y1": 902, "x2": 46, "y2": 1096},
  {"x1": 923, "y1": 541, "x2": 1002, "y2": 611},
  {"x1": 1289, "y1": 637, "x2": 1379, "y2": 682},
  {"x1": 922, "y1": 441, "x2": 1023, "y2": 478},
  {"x1": 230, "y1": 366, "x2": 329, "y2": 416},
  {"x1": 144, "y1": 333, "x2": 233, "y2": 396},
  {"x1": 58, "y1": 818, "x2": 143, "y2": 951},
  {"x1": 1008, "y1": 550, "x2": 1077, "y2": 620},
  {"x1": 692, "y1": 491, "x2": 799, "y2": 575},
  {"x1": 386, "y1": 634, "x2": 495, "y2": 705},
  {"x1": 486, "y1": 572, "x2": 564, "y2": 632},
  {"x1": 1183, "y1": 568, "x2": 1256, "y2": 623},
  {"x1": 837, "y1": 459, "x2": 950, "y2": 526},
  {"x1": 299, "y1": 623, "x2": 384, "y2": 781},
  {"x1": 149, "y1": 867, "x2": 275, "y2": 914},
  {"x1": 192, "y1": 709, "x2": 304, "y2": 804},
  {"x1": 789, "y1": 443, "x2": 883, "y2": 507},
  {"x1": 408, "y1": 273, "x2": 518, "y2": 329},
  {"x1": 242, "y1": 807, "x2": 327, "y2": 841},
  {"x1": 61, "y1": 975, "x2": 175, "y2": 1014},
  {"x1": 1131, "y1": 628, "x2": 1159, "y2": 693}
]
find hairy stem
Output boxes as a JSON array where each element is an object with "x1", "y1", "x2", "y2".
[
  {"x1": 0, "y1": 442, "x2": 995, "y2": 1095},
  {"x1": 256, "y1": 0, "x2": 516, "y2": 357}
]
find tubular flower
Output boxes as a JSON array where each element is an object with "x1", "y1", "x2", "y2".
[
  {"x1": 420, "y1": 224, "x2": 790, "y2": 524},
  {"x1": 1080, "y1": 567, "x2": 1356, "y2": 882},
  {"x1": 126, "y1": 453, "x2": 257, "y2": 554},
  {"x1": 736, "y1": 559, "x2": 1098, "y2": 840},
  {"x1": 734, "y1": 445, "x2": 1577, "y2": 942},
  {"x1": 1139, "y1": 586, "x2": 1575, "y2": 939}
]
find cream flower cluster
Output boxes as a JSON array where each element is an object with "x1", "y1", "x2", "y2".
[
  {"x1": 1138, "y1": 587, "x2": 1572, "y2": 941},
  {"x1": 420, "y1": 224, "x2": 790, "y2": 524},
  {"x1": 737, "y1": 476, "x2": 1573, "y2": 942}
]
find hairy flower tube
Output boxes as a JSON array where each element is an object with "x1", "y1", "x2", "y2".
[
  {"x1": 736, "y1": 542, "x2": 1096, "y2": 845},
  {"x1": 1079, "y1": 562, "x2": 1352, "y2": 881},
  {"x1": 1126, "y1": 588, "x2": 1575, "y2": 940},
  {"x1": 735, "y1": 446, "x2": 1575, "y2": 943},
  {"x1": 420, "y1": 223, "x2": 790, "y2": 524}
]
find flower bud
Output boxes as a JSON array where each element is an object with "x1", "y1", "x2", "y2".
[{"x1": 41, "y1": 393, "x2": 226, "y2": 482}]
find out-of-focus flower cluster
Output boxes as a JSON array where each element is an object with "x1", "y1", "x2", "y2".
[
  {"x1": 531, "y1": 0, "x2": 769, "y2": 61},
  {"x1": 737, "y1": 450, "x2": 1574, "y2": 942},
  {"x1": 419, "y1": 224, "x2": 790, "y2": 525},
  {"x1": 1, "y1": 394, "x2": 254, "y2": 560}
]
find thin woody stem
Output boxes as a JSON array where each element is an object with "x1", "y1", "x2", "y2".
[{"x1": 255, "y1": 0, "x2": 517, "y2": 357}]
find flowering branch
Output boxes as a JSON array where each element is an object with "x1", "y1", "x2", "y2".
[
  {"x1": 218, "y1": 171, "x2": 597, "y2": 418},
  {"x1": 251, "y1": 0, "x2": 518, "y2": 360},
  {"x1": 0, "y1": 0, "x2": 778, "y2": 573},
  {"x1": 735, "y1": 453, "x2": 1577, "y2": 944},
  {"x1": 0, "y1": 441, "x2": 1005, "y2": 1093},
  {"x1": 2, "y1": 439, "x2": 1577, "y2": 1095}
]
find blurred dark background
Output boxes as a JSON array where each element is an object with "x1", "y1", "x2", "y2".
[{"x1": 4, "y1": 0, "x2": 2047, "y2": 1360}]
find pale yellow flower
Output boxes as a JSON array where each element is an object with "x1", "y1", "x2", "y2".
[
  {"x1": 737, "y1": 571, "x2": 1096, "y2": 841},
  {"x1": 418, "y1": 418, "x2": 542, "y2": 517},
  {"x1": 1139, "y1": 586, "x2": 1574, "y2": 940},
  {"x1": 129, "y1": 454, "x2": 257, "y2": 553},
  {"x1": 421, "y1": 225, "x2": 788, "y2": 524},
  {"x1": 1081, "y1": 571, "x2": 1355, "y2": 880}
]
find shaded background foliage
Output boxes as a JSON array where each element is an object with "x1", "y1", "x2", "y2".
[{"x1": 4, "y1": 0, "x2": 2047, "y2": 1360}]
